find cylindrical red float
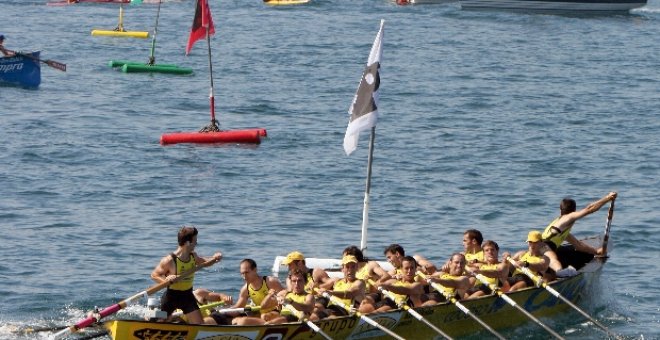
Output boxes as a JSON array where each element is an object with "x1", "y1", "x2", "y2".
[{"x1": 160, "y1": 129, "x2": 267, "y2": 145}]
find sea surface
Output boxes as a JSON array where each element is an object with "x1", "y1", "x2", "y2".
[{"x1": 1, "y1": 0, "x2": 659, "y2": 339}]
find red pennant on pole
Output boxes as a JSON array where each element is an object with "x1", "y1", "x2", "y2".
[{"x1": 185, "y1": 0, "x2": 215, "y2": 55}]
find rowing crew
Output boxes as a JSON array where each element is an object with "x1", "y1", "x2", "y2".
[{"x1": 149, "y1": 191, "x2": 616, "y2": 326}]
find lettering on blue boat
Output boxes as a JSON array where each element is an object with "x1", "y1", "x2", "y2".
[{"x1": 0, "y1": 63, "x2": 24, "y2": 73}]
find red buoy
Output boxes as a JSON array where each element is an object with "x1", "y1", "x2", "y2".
[{"x1": 160, "y1": 128, "x2": 267, "y2": 145}]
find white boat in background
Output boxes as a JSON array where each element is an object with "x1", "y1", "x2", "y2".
[{"x1": 459, "y1": 0, "x2": 646, "y2": 12}]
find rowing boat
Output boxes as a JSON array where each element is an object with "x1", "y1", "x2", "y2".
[
  {"x1": 47, "y1": 0, "x2": 130, "y2": 6},
  {"x1": 0, "y1": 51, "x2": 41, "y2": 88},
  {"x1": 459, "y1": 0, "x2": 646, "y2": 12},
  {"x1": 264, "y1": 0, "x2": 311, "y2": 5},
  {"x1": 103, "y1": 235, "x2": 608, "y2": 339}
]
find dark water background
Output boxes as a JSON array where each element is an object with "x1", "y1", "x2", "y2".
[{"x1": 1, "y1": 0, "x2": 659, "y2": 338}]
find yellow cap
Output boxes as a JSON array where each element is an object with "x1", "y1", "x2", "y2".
[
  {"x1": 527, "y1": 231, "x2": 543, "y2": 243},
  {"x1": 282, "y1": 251, "x2": 305, "y2": 265},
  {"x1": 341, "y1": 255, "x2": 358, "y2": 265}
]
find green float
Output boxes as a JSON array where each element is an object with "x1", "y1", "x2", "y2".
[
  {"x1": 108, "y1": 0, "x2": 191, "y2": 74},
  {"x1": 121, "y1": 63, "x2": 193, "y2": 74}
]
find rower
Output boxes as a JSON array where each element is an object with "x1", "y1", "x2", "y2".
[
  {"x1": 507, "y1": 231, "x2": 550, "y2": 292},
  {"x1": 370, "y1": 256, "x2": 425, "y2": 313},
  {"x1": 311, "y1": 255, "x2": 366, "y2": 320},
  {"x1": 466, "y1": 240, "x2": 510, "y2": 299},
  {"x1": 428, "y1": 253, "x2": 471, "y2": 300},
  {"x1": 225, "y1": 259, "x2": 284, "y2": 326},
  {"x1": 0, "y1": 35, "x2": 15, "y2": 57}
]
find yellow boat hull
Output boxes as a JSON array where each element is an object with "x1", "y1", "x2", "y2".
[
  {"x1": 91, "y1": 30, "x2": 149, "y2": 38},
  {"x1": 104, "y1": 265, "x2": 602, "y2": 339}
]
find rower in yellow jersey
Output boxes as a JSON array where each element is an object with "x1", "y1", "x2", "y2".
[
  {"x1": 507, "y1": 231, "x2": 550, "y2": 292},
  {"x1": 312, "y1": 255, "x2": 366, "y2": 319},
  {"x1": 466, "y1": 240, "x2": 511, "y2": 299},
  {"x1": 150, "y1": 226, "x2": 222, "y2": 324},
  {"x1": 227, "y1": 259, "x2": 284, "y2": 326},
  {"x1": 371, "y1": 256, "x2": 425, "y2": 312},
  {"x1": 429, "y1": 253, "x2": 471, "y2": 300}
]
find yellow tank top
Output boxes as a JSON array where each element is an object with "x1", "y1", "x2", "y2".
[
  {"x1": 542, "y1": 217, "x2": 572, "y2": 248},
  {"x1": 169, "y1": 253, "x2": 195, "y2": 291},
  {"x1": 389, "y1": 280, "x2": 411, "y2": 305},
  {"x1": 356, "y1": 263, "x2": 373, "y2": 291},
  {"x1": 477, "y1": 263, "x2": 499, "y2": 287},
  {"x1": 439, "y1": 273, "x2": 460, "y2": 295},
  {"x1": 303, "y1": 269, "x2": 315, "y2": 293},
  {"x1": 285, "y1": 291, "x2": 308, "y2": 304},
  {"x1": 465, "y1": 250, "x2": 484, "y2": 264},
  {"x1": 248, "y1": 276, "x2": 276, "y2": 313},
  {"x1": 329, "y1": 279, "x2": 356, "y2": 307},
  {"x1": 512, "y1": 252, "x2": 544, "y2": 277}
]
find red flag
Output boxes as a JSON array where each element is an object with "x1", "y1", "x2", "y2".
[{"x1": 185, "y1": 0, "x2": 215, "y2": 55}]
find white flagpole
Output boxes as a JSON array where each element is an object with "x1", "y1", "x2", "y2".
[{"x1": 360, "y1": 126, "x2": 376, "y2": 256}]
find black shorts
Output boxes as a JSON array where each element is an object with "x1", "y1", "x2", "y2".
[
  {"x1": 161, "y1": 288, "x2": 200, "y2": 315},
  {"x1": 470, "y1": 284, "x2": 494, "y2": 295},
  {"x1": 210, "y1": 311, "x2": 232, "y2": 325},
  {"x1": 315, "y1": 296, "x2": 329, "y2": 307},
  {"x1": 421, "y1": 291, "x2": 444, "y2": 303},
  {"x1": 316, "y1": 304, "x2": 349, "y2": 319},
  {"x1": 544, "y1": 240, "x2": 558, "y2": 252},
  {"x1": 374, "y1": 298, "x2": 412, "y2": 310},
  {"x1": 507, "y1": 274, "x2": 533, "y2": 287},
  {"x1": 363, "y1": 292, "x2": 382, "y2": 304}
]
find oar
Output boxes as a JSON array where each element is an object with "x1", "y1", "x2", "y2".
[
  {"x1": 22, "y1": 323, "x2": 100, "y2": 334},
  {"x1": 416, "y1": 272, "x2": 506, "y2": 340},
  {"x1": 281, "y1": 303, "x2": 333, "y2": 340},
  {"x1": 24, "y1": 301, "x2": 224, "y2": 334},
  {"x1": 468, "y1": 270, "x2": 564, "y2": 340},
  {"x1": 14, "y1": 51, "x2": 66, "y2": 72},
  {"x1": 314, "y1": 289, "x2": 406, "y2": 340},
  {"x1": 171, "y1": 300, "x2": 225, "y2": 318},
  {"x1": 506, "y1": 257, "x2": 619, "y2": 338},
  {"x1": 601, "y1": 199, "x2": 615, "y2": 255},
  {"x1": 210, "y1": 305, "x2": 261, "y2": 314},
  {"x1": 51, "y1": 258, "x2": 218, "y2": 340},
  {"x1": 368, "y1": 279, "x2": 452, "y2": 339}
]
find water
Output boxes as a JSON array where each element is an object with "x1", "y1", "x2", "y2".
[{"x1": 1, "y1": 0, "x2": 659, "y2": 339}]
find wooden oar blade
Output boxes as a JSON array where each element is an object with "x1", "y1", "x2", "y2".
[{"x1": 46, "y1": 60, "x2": 67, "y2": 72}]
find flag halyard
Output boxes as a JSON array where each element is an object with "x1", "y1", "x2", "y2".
[
  {"x1": 343, "y1": 20, "x2": 384, "y2": 156},
  {"x1": 185, "y1": 0, "x2": 215, "y2": 55}
]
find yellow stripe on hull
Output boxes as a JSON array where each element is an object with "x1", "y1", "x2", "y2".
[
  {"x1": 91, "y1": 30, "x2": 149, "y2": 38},
  {"x1": 105, "y1": 270, "x2": 597, "y2": 339}
]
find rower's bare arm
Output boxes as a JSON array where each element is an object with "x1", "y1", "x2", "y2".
[
  {"x1": 413, "y1": 255, "x2": 437, "y2": 274},
  {"x1": 528, "y1": 256, "x2": 550, "y2": 273},
  {"x1": 431, "y1": 276, "x2": 467, "y2": 289},
  {"x1": 370, "y1": 261, "x2": 390, "y2": 280},
  {"x1": 349, "y1": 280, "x2": 366, "y2": 300},
  {"x1": 231, "y1": 286, "x2": 250, "y2": 308},
  {"x1": 287, "y1": 294, "x2": 314, "y2": 314},
  {"x1": 572, "y1": 192, "x2": 617, "y2": 221},
  {"x1": 314, "y1": 268, "x2": 332, "y2": 286},
  {"x1": 151, "y1": 256, "x2": 174, "y2": 284},
  {"x1": 267, "y1": 276, "x2": 285, "y2": 292},
  {"x1": 566, "y1": 234, "x2": 601, "y2": 255},
  {"x1": 197, "y1": 251, "x2": 222, "y2": 265},
  {"x1": 318, "y1": 277, "x2": 337, "y2": 290}
]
